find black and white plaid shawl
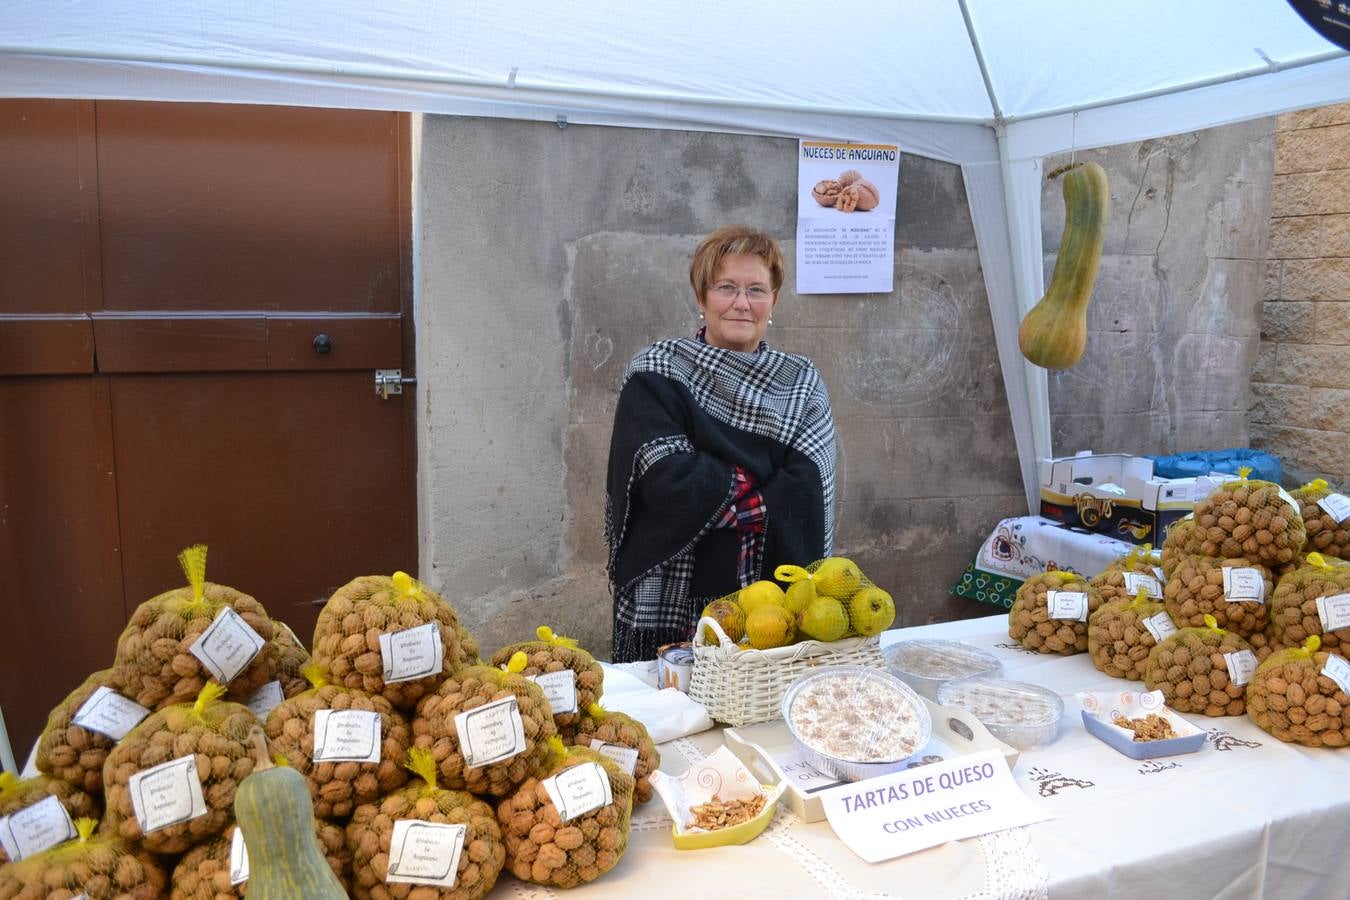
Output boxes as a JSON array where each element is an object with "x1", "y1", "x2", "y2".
[{"x1": 605, "y1": 337, "x2": 837, "y2": 662}]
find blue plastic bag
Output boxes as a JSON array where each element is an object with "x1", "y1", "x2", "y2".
[{"x1": 1148, "y1": 449, "x2": 1282, "y2": 484}]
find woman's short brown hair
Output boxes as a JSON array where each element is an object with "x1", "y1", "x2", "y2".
[{"x1": 689, "y1": 226, "x2": 785, "y2": 299}]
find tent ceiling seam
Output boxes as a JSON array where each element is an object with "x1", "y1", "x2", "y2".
[{"x1": 957, "y1": 0, "x2": 1003, "y2": 123}]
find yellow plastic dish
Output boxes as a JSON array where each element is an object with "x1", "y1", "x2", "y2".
[{"x1": 671, "y1": 784, "x2": 783, "y2": 850}]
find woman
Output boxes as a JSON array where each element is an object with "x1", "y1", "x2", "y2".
[{"x1": 604, "y1": 226, "x2": 838, "y2": 663}]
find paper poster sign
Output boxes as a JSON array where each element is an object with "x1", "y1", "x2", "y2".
[
  {"x1": 1123, "y1": 572, "x2": 1163, "y2": 599},
  {"x1": 542, "y1": 762, "x2": 613, "y2": 823},
  {"x1": 1322, "y1": 654, "x2": 1350, "y2": 697},
  {"x1": 454, "y1": 696, "x2": 527, "y2": 767},
  {"x1": 1224, "y1": 650, "x2": 1258, "y2": 687},
  {"x1": 229, "y1": 826, "x2": 250, "y2": 885},
  {"x1": 312, "y1": 709, "x2": 382, "y2": 763},
  {"x1": 528, "y1": 670, "x2": 578, "y2": 715},
  {"x1": 589, "y1": 740, "x2": 640, "y2": 776},
  {"x1": 1320, "y1": 493, "x2": 1350, "y2": 524},
  {"x1": 245, "y1": 681, "x2": 285, "y2": 722},
  {"x1": 796, "y1": 139, "x2": 900, "y2": 294},
  {"x1": 1222, "y1": 567, "x2": 1266, "y2": 603},
  {"x1": 128, "y1": 755, "x2": 208, "y2": 834},
  {"x1": 1047, "y1": 591, "x2": 1089, "y2": 621},
  {"x1": 379, "y1": 623, "x2": 443, "y2": 684},
  {"x1": 1317, "y1": 594, "x2": 1350, "y2": 632},
  {"x1": 386, "y1": 820, "x2": 466, "y2": 887},
  {"x1": 189, "y1": 607, "x2": 265, "y2": 684},
  {"x1": 71, "y1": 686, "x2": 150, "y2": 741},
  {"x1": 0, "y1": 795, "x2": 76, "y2": 862},
  {"x1": 1142, "y1": 611, "x2": 1178, "y2": 644},
  {"x1": 820, "y1": 750, "x2": 1050, "y2": 863}
]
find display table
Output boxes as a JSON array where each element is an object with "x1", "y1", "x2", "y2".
[{"x1": 505, "y1": 615, "x2": 1350, "y2": 899}]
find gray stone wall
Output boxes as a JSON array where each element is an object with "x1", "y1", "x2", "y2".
[{"x1": 1252, "y1": 103, "x2": 1350, "y2": 489}]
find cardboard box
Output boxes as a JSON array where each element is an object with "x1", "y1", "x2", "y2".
[{"x1": 1039, "y1": 452, "x2": 1224, "y2": 545}]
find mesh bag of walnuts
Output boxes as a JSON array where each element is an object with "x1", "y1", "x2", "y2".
[
  {"x1": 0, "y1": 818, "x2": 166, "y2": 900},
  {"x1": 1089, "y1": 545, "x2": 1165, "y2": 607},
  {"x1": 169, "y1": 819, "x2": 350, "y2": 898},
  {"x1": 1162, "y1": 555, "x2": 1273, "y2": 637},
  {"x1": 1161, "y1": 516, "x2": 1201, "y2": 580},
  {"x1": 1290, "y1": 478, "x2": 1350, "y2": 561},
  {"x1": 566, "y1": 704, "x2": 659, "y2": 805},
  {"x1": 35, "y1": 669, "x2": 146, "y2": 797},
  {"x1": 1087, "y1": 589, "x2": 1175, "y2": 681},
  {"x1": 263, "y1": 663, "x2": 412, "y2": 819},
  {"x1": 0, "y1": 773, "x2": 100, "y2": 865},
  {"x1": 496, "y1": 739, "x2": 634, "y2": 890},
  {"x1": 411, "y1": 660, "x2": 556, "y2": 798},
  {"x1": 1246, "y1": 636, "x2": 1350, "y2": 746},
  {"x1": 1269, "y1": 552, "x2": 1350, "y2": 653},
  {"x1": 488, "y1": 627, "x2": 604, "y2": 731},
  {"x1": 1191, "y1": 475, "x2": 1306, "y2": 567},
  {"x1": 270, "y1": 620, "x2": 312, "y2": 699},
  {"x1": 112, "y1": 545, "x2": 277, "y2": 711},
  {"x1": 1245, "y1": 626, "x2": 1281, "y2": 665},
  {"x1": 103, "y1": 682, "x2": 268, "y2": 855},
  {"x1": 1144, "y1": 615, "x2": 1257, "y2": 716},
  {"x1": 345, "y1": 748, "x2": 504, "y2": 900},
  {"x1": 1007, "y1": 570, "x2": 1104, "y2": 655},
  {"x1": 312, "y1": 572, "x2": 479, "y2": 713}
]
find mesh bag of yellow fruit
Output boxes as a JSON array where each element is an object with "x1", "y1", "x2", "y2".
[
  {"x1": 1089, "y1": 545, "x2": 1165, "y2": 607},
  {"x1": 1162, "y1": 555, "x2": 1273, "y2": 637},
  {"x1": 777, "y1": 557, "x2": 895, "y2": 640},
  {"x1": 1160, "y1": 516, "x2": 1201, "y2": 580},
  {"x1": 312, "y1": 572, "x2": 480, "y2": 713},
  {"x1": 346, "y1": 748, "x2": 505, "y2": 900},
  {"x1": 566, "y1": 704, "x2": 659, "y2": 805},
  {"x1": 410, "y1": 659, "x2": 557, "y2": 798},
  {"x1": 1088, "y1": 588, "x2": 1176, "y2": 681},
  {"x1": 170, "y1": 819, "x2": 351, "y2": 898},
  {"x1": 1269, "y1": 552, "x2": 1350, "y2": 653},
  {"x1": 1008, "y1": 570, "x2": 1103, "y2": 655},
  {"x1": 496, "y1": 739, "x2": 634, "y2": 890},
  {"x1": 0, "y1": 773, "x2": 100, "y2": 865},
  {"x1": 262, "y1": 663, "x2": 412, "y2": 819},
  {"x1": 1191, "y1": 472, "x2": 1306, "y2": 567},
  {"x1": 487, "y1": 627, "x2": 603, "y2": 731},
  {"x1": 0, "y1": 818, "x2": 166, "y2": 900},
  {"x1": 1291, "y1": 478, "x2": 1350, "y2": 561},
  {"x1": 35, "y1": 670, "x2": 147, "y2": 797},
  {"x1": 1144, "y1": 615, "x2": 1257, "y2": 716},
  {"x1": 112, "y1": 545, "x2": 277, "y2": 711},
  {"x1": 1246, "y1": 636, "x2": 1350, "y2": 746},
  {"x1": 102, "y1": 683, "x2": 268, "y2": 855}
]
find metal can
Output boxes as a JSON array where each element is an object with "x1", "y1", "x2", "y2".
[{"x1": 657, "y1": 642, "x2": 695, "y2": 692}]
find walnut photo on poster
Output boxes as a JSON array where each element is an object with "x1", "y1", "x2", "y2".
[{"x1": 810, "y1": 169, "x2": 880, "y2": 212}]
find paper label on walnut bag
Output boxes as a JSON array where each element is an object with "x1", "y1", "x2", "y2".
[
  {"x1": 244, "y1": 680, "x2": 285, "y2": 721},
  {"x1": 128, "y1": 755, "x2": 208, "y2": 834},
  {"x1": 0, "y1": 795, "x2": 77, "y2": 862},
  {"x1": 312, "y1": 709, "x2": 382, "y2": 763},
  {"x1": 386, "y1": 820, "x2": 466, "y2": 887},
  {"x1": 1321, "y1": 654, "x2": 1350, "y2": 697},
  {"x1": 71, "y1": 686, "x2": 150, "y2": 741},
  {"x1": 542, "y1": 762, "x2": 613, "y2": 823},
  {"x1": 1123, "y1": 572, "x2": 1163, "y2": 598},
  {"x1": 379, "y1": 623, "x2": 443, "y2": 683},
  {"x1": 1317, "y1": 594, "x2": 1350, "y2": 632},
  {"x1": 1318, "y1": 493, "x2": 1350, "y2": 524},
  {"x1": 527, "y1": 670, "x2": 578, "y2": 715},
  {"x1": 453, "y1": 695, "x2": 526, "y2": 767},
  {"x1": 590, "y1": 740, "x2": 639, "y2": 775},
  {"x1": 1047, "y1": 591, "x2": 1089, "y2": 621},
  {"x1": 189, "y1": 606, "x2": 266, "y2": 684},
  {"x1": 1142, "y1": 611, "x2": 1178, "y2": 643},
  {"x1": 229, "y1": 826, "x2": 250, "y2": 885},
  {"x1": 1222, "y1": 567, "x2": 1265, "y2": 602},
  {"x1": 1224, "y1": 650, "x2": 1258, "y2": 687}
]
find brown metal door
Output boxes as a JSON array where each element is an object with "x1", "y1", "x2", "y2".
[{"x1": 0, "y1": 101, "x2": 416, "y2": 756}]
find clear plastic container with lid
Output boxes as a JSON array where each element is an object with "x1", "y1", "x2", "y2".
[
  {"x1": 936, "y1": 676, "x2": 1064, "y2": 750},
  {"x1": 882, "y1": 639, "x2": 1002, "y2": 700}
]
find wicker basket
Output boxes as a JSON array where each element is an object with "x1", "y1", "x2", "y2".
[{"x1": 688, "y1": 617, "x2": 885, "y2": 727}]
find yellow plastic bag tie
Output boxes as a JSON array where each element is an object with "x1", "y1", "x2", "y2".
[
  {"x1": 193, "y1": 681, "x2": 228, "y2": 720},
  {"x1": 1300, "y1": 478, "x2": 1329, "y2": 494},
  {"x1": 546, "y1": 735, "x2": 569, "y2": 767},
  {"x1": 774, "y1": 564, "x2": 811, "y2": 584},
  {"x1": 1202, "y1": 614, "x2": 1224, "y2": 635},
  {"x1": 1128, "y1": 588, "x2": 1151, "y2": 610},
  {"x1": 301, "y1": 662, "x2": 329, "y2": 691},
  {"x1": 1237, "y1": 466, "x2": 1252, "y2": 481},
  {"x1": 0, "y1": 771, "x2": 18, "y2": 798},
  {"x1": 1307, "y1": 552, "x2": 1333, "y2": 573},
  {"x1": 272, "y1": 752, "x2": 291, "y2": 768},
  {"x1": 405, "y1": 747, "x2": 440, "y2": 794},
  {"x1": 391, "y1": 571, "x2": 422, "y2": 600},
  {"x1": 1296, "y1": 635, "x2": 1322, "y2": 658},
  {"x1": 505, "y1": 651, "x2": 529, "y2": 674},
  {"x1": 74, "y1": 817, "x2": 98, "y2": 844},
  {"x1": 1125, "y1": 544, "x2": 1154, "y2": 567},
  {"x1": 178, "y1": 544, "x2": 208, "y2": 607},
  {"x1": 586, "y1": 702, "x2": 607, "y2": 721},
  {"x1": 536, "y1": 625, "x2": 579, "y2": 649},
  {"x1": 1055, "y1": 570, "x2": 1079, "y2": 584}
]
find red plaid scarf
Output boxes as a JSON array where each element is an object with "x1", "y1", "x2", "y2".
[{"x1": 717, "y1": 465, "x2": 767, "y2": 587}]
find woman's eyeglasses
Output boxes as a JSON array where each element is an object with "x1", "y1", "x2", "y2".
[{"x1": 709, "y1": 282, "x2": 773, "y2": 303}]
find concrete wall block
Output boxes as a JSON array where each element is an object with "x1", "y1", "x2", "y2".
[
  {"x1": 1307, "y1": 387, "x2": 1350, "y2": 430},
  {"x1": 1317, "y1": 303, "x2": 1350, "y2": 344},
  {"x1": 1281, "y1": 258, "x2": 1350, "y2": 301},
  {"x1": 1165, "y1": 410, "x2": 1251, "y2": 454},
  {"x1": 1183, "y1": 258, "x2": 1264, "y2": 339},
  {"x1": 1261, "y1": 300, "x2": 1318, "y2": 342},
  {"x1": 1275, "y1": 128, "x2": 1327, "y2": 174},
  {"x1": 1169, "y1": 332, "x2": 1257, "y2": 411},
  {"x1": 561, "y1": 422, "x2": 610, "y2": 570},
  {"x1": 1272, "y1": 172, "x2": 1319, "y2": 218},
  {"x1": 1250, "y1": 423, "x2": 1350, "y2": 479},
  {"x1": 1047, "y1": 330, "x2": 1158, "y2": 416},
  {"x1": 1252, "y1": 340, "x2": 1279, "y2": 382},
  {"x1": 1249, "y1": 381, "x2": 1311, "y2": 426},
  {"x1": 1324, "y1": 123, "x2": 1350, "y2": 170},
  {"x1": 1265, "y1": 260, "x2": 1282, "y2": 301},
  {"x1": 1273, "y1": 342, "x2": 1350, "y2": 389},
  {"x1": 1051, "y1": 412, "x2": 1162, "y2": 457},
  {"x1": 1322, "y1": 214, "x2": 1350, "y2": 257},
  {"x1": 1269, "y1": 216, "x2": 1321, "y2": 259},
  {"x1": 833, "y1": 414, "x2": 1023, "y2": 502},
  {"x1": 1281, "y1": 103, "x2": 1350, "y2": 131}
]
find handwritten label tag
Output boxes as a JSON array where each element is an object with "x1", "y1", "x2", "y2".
[
  {"x1": 820, "y1": 750, "x2": 1050, "y2": 863},
  {"x1": 1319, "y1": 493, "x2": 1350, "y2": 524},
  {"x1": 1222, "y1": 567, "x2": 1266, "y2": 603},
  {"x1": 1047, "y1": 591, "x2": 1089, "y2": 622},
  {"x1": 71, "y1": 686, "x2": 150, "y2": 741},
  {"x1": 1317, "y1": 594, "x2": 1350, "y2": 632},
  {"x1": 189, "y1": 607, "x2": 265, "y2": 684},
  {"x1": 312, "y1": 709, "x2": 382, "y2": 763},
  {"x1": 589, "y1": 740, "x2": 639, "y2": 775},
  {"x1": 542, "y1": 762, "x2": 613, "y2": 823},
  {"x1": 1153, "y1": 566, "x2": 1167, "y2": 584},
  {"x1": 0, "y1": 796, "x2": 76, "y2": 862},
  {"x1": 1277, "y1": 486, "x2": 1301, "y2": 516},
  {"x1": 386, "y1": 819, "x2": 466, "y2": 887},
  {"x1": 1224, "y1": 650, "x2": 1258, "y2": 687},
  {"x1": 527, "y1": 670, "x2": 578, "y2": 715},
  {"x1": 245, "y1": 681, "x2": 285, "y2": 722},
  {"x1": 1123, "y1": 572, "x2": 1163, "y2": 598},
  {"x1": 1142, "y1": 611, "x2": 1179, "y2": 644},
  {"x1": 229, "y1": 826, "x2": 250, "y2": 885},
  {"x1": 772, "y1": 748, "x2": 848, "y2": 793},
  {"x1": 379, "y1": 623, "x2": 443, "y2": 684},
  {"x1": 128, "y1": 755, "x2": 208, "y2": 834},
  {"x1": 1322, "y1": 654, "x2": 1350, "y2": 697},
  {"x1": 454, "y1": 696, "x2": 526, "y2": 767}
]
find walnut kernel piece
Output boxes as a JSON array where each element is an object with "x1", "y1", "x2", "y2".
[
  {"x1": 811, "y1": 179, "x2": 842, "y2": 207},
  {"x1": 687, "y1": 793, "x2": 766, "y2": 831},
  {"x1": 1111, "y1": 712, "x2": 1178, "y2": 742}
]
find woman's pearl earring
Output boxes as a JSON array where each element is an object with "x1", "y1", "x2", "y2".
[
  {"x1": 699, "y1": 311, "x2": 705, "y2": 320},
  {"x1": 768, "y1": 317, "x2": 773, "y2": 325}
]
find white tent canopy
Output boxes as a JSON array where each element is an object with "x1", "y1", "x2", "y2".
[{"x1": 4, "y1": 0, "x2": 1347, "y2": 508}]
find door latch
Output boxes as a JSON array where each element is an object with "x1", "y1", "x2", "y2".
[{"x1": 374, "y1": 369, "x2": 416, "y2": 399}]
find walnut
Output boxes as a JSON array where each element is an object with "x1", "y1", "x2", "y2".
[
  {"x1": 837, "y1": 169, "x2": 863, "y2": 186},
  {"x1": 811, "y1": 179, "x2": 842, "y2": 207}
]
